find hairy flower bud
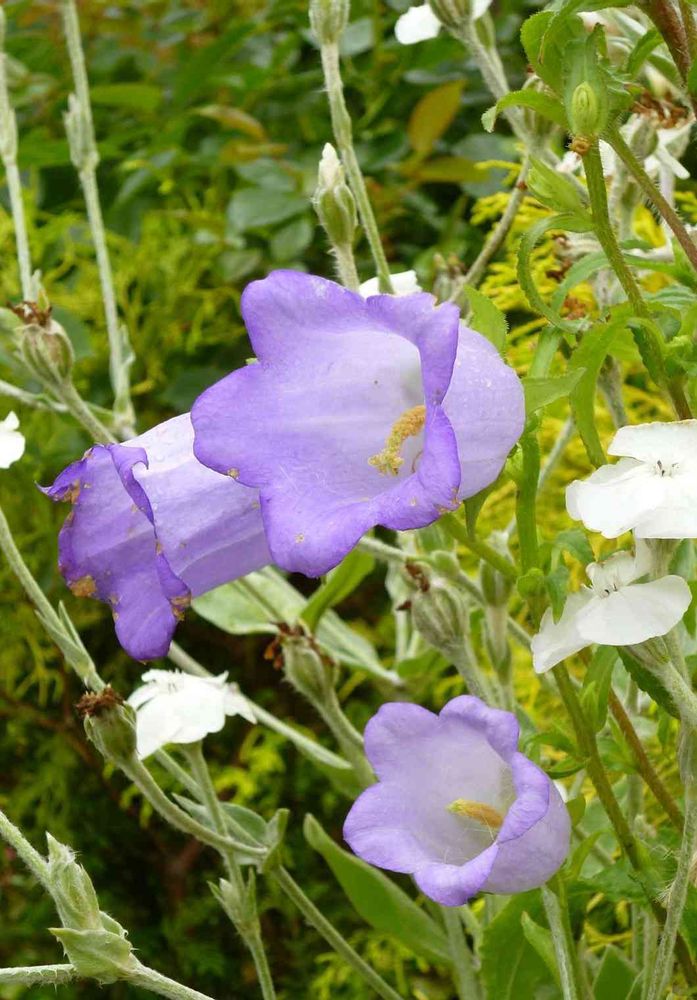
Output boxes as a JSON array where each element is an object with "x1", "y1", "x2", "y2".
[
  {"x1": 569, "y1": 82, "x2": 604, "y2": 141},
  {"x1": 276, "y1": 627, "x2": 336, "y2": 706},
  {"x1": 427, "y1": 0, "x2": 475, "y2": 31},
  {"x1": 309, "y1": 0, "x2": 349, "y2": 44},
  {"x1": 313, "y1": 143, "x2": 357, "y2": 249},
  {"x1": 46, "y1": 834, "x2": 102, "y2": 932},
  {"x1": 51, "y1": 922, "x2": 136, "y2": 985},
  {"x1": 15, "y1": 300, "x2": 74, "y2": 386},
  {"x1": 77, "y1": 687, "x2": 138, "y2": 768},
  {"x1": 409, "y1": 573, "x2": 469, "y2": 656},
  {"x1": 526, "y1": 158, "x2": 588, "y2": 217},
  {"x1": 211, "y1": 871, "x2": 259, "y2": 940},
  {"x1": 64, "y1": 93, "x2": 98, "y2": 173}
]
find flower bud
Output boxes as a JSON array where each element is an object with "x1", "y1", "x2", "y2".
[
  {"x1": 569, "y1": 82, "x2": 605, "y2": 141},
  {"x1": 526, "y1": 158, "x2": 588, "y2": 217},
  {"x1": 14, "y1": 300, "x2": 74, "y2": 386},
  {"x1": 77, "y1": 687, "x2": 137, "y2": 768},
  {"x1": 276, "y1": 627, "x2": 336, "y2": 706},
  {"x1": 51, "y1": 925, "x2": 136, "y2": 985},
  {"x1": 309, "y1": 0, "x2": 349, "y2": 44},
  {"x1": 427, "y1": 0, "x2": 472, "y2": 31},
  {"x1": 212, "y1": 871, "x2": 259, "y2": 939},
  {"x1": 64, "y1": 93, "x2": 98, "y2": 173},
  {"x1": 314, "y1": 144, "x2": 357, "y2": 250},
  {"x1": 46, "y1": 834, "x2": 102, "y2": 932},
  {"x1": 408, "y1": 573, "x2": 469, "y2": 656}
]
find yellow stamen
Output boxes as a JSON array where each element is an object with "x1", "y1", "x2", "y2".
[
  {"x1": 368, "y1": 404, "x2": 426, "y2": 476},
  {"x1": 447, "y1": 799, "x2": 504, "y2": 830}
]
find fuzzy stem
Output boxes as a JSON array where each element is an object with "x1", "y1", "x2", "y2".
[
  {"x1": 646, "y1": 777, "x2": 697, "y2": 1000},
  {"x1": 0, "y1": 15, "x2": 32, "y2": 299},
  {"x1": 542, "y1": 882, "x2": 583, "y2": 1000},
  {"x1": 125, "y1": 962, "x2": 218, "y2": 1000},
  {"x1": 271, "y1": 867, "x2": 404, "y2": 1000},
  {"x1": 333, "y1": 243, "x2": 360, "y2": 291},
  {"x1": 605, "y1": 125, "x2": 697, "y2": 276},
  {"x1": 59, "y1": 379, "x2": 116, "y2": 443},
  {"x1": 608, "y1": 689, "x2": 683, "y2": 832},
  {"x1": 315, "y1": 689, "x2": 375, "y2": 787},
  {"x1": 60, "y1": 0, "x2": 135, "y2": 434},
  {"x1": 184, "y1": 744, "x2": 276, "y2": 1000},
  {"x1": 440, "y1": 514, "x2": 517, "y2": 580},
  {"x1": 0, "y1": 808, "x2": 50, "y2": 888},
  {"x1": 319, "y1": 41, "x2": 392, "y2": 291},
  {"x1": 0, "y1": 965, "x2": 75, "y2": 986},
  {"x1": 442, "y1": 906, "x2": 481, "y2": 1000}
]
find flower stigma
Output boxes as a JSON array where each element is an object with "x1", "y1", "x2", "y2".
[{"x1": 368, "y1": 404, "x2": 426, "y2": 476}]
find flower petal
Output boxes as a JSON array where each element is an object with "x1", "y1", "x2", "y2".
[
  {"x1": 0, "y1": 411, "x2": 25, "y2": 469},
  {"x1": 414, "y1": 845, "x2": 500, "y2": 906},
  {"x1": 359, "y1": 271, "x2": 421, "y2": 297},
  {"x1": 395, "y1": 4, "x2": 441, "y2": 44},
  {"x1": 566, "y1": 459, "x2": 666, "y2": 538},
  {"x1": 575, "y1": 576, "x2": 691, "y2": 646},
  {"x1": 531, "y1": 590, "x2": 593, "y2": 673},
  {"x1": 608, "y1": 420, "x2": 697, "y2": 465}
]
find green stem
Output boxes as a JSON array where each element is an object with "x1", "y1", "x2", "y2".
[
  {"x1": 125, "y1": 962, "x2": 218, "y2": 1000},
  {"x1": 646, "y1": 777, "x2": 697, "y2": 1000},
  {"x1": 679, "y1": 0, "x2": 697, "y2": 58},
  {"x1": 542, "y1": 882, "x2": 583, "y2": 1000},
  {"x1": 316, "y1": 689, "x2": 375, "y2": 787},
  {"x1": 440, "y1": 513, "x2": 517, "y2": 580},
  {"x1": 271, "y1": 867, "x2": 404, "y2": 1000},
  {"x1": 0, "y1": 808, "x2": 50, "y2": 888},
  {"x1": 515, "y1": 426, "x2": 540, "y2": 573},
  {"x1": 60, "y1": 379, "x2": 116, "y2": 443},
  {"x1": 442, "y1": 906, "x2": 481, "y2": 1000},
  {"x1": 605, "y1": 125, "x2": 697, "y2": 277},
  {"x1": 333, "y1": 243, "x2": 360, "y2": 291},
  {"x1": 319, "y1": 41, "x2": 392, "y2": 292},
  {"x1": 452, "y1": 640, "x2": 498, "y2": 704},
  {"x1": 61, "y1": 0, "x2": 135, "y2": 434},
  {"x1": 183, "y1": 744, "x2": 276, "y2": 1000},
  {"x1": 0, "y1": 965, "x2": 75, "y2": 986}
]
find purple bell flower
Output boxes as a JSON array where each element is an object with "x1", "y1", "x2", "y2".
[
  {"x1": 343, "y1": 696, "x2": 570, "y2": 906},
  {"x1": 44, "y1": 414, "x2": 269, "y2": 661},
  {"x1": 191, "y1": 271, "x2": 524, "y2": 577}
]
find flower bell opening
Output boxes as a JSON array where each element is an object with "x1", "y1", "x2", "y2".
[{"x1": 368, "y1": 403, "x2": 426, "y2": 476}]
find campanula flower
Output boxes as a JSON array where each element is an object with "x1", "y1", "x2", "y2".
[
  {"x1": 44, "y1": 414, "x2": 269, "y2": 661},
  {"x1": 343, "y1": 695, "x2": 570, "y2": 905},
  {"x1": 192, "y1": 271, "x2": 524, "y2": 577}
]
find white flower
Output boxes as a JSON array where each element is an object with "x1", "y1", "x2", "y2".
[
  {"x1": 531, "y1": 545, "x2": 691, "y2": 673},
  {"x1": 395, "y1": 4, "x2": 441, "y2": 44},
  {"x1": 567, "y1": 421, "x2": 697, "y2": 539},
  {"x1": 318, "y1": 143, "x2": 343, "y2": 189},
  {"x1": 128, "y1": 669, "x2": 256, "y2": 759},
  {"x1": 0, "y1": 412, "x2": 25, "y2": 469},
  {"x1": 359, "y1": 270, "x2": 421, "y2": 297},
  {"x1": 394, "y1": 0, "x2": 492, "y2": 44}
]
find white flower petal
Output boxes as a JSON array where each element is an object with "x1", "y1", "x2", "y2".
[
  {"x1": 223, "y1": 686, "x2": 257, "y2": 724},
  {"x1": 472, "y1": 0, "x2": 493, "y2": 18},
  {"x1": 359, "y1": 270, "x2": 422, "y2": 297},
  {"x1": 575, "y1": 576, "x2": 691, "y2": 646},
  {"x1": 608, "y1": 420, "x2": 697, "y2": 465},
  {"x1": 566, "y1": 459, "x2": 667, "y2": 538},
  {"x1": 0, "y1": 411, "x2": 25, "y2": 469},
  {"x1": 586, "y1": 550, "x2": 639, "y2": 592},
  {"x1": 395, "y1": 5, "x2": 441, "y2": 44},
  {"x1": 135, "y1": 698, "x2": 186, "y2": 758},
  {"x1": 531, "y1": 590, "x2": 593, "y2": 673}
]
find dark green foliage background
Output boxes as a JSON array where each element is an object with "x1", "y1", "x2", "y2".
[{"x1": 0, "y1": 1, "x2": 530, "y2": 996}]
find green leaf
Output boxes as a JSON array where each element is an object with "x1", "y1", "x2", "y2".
[
  {"x1": 593, "y1": 946, "x2": 640, "y2": 1000},
  {"x1": 408, "y1": 82, "x2": 464, "y2": 155},
  {"x1": 517, "y1": 215, "x2": 591, "y2": 334},
  {"x1": 523, "y1": 369, "x2": 585, "y2": 413},
  {"x1": 554, "y1": 529, "x2": 594, "y2": 567},
  {"x1": 521, "y1": 11, "x2": 583, "y2": 93},
  {"x1": 627, "y1": 29, "x2": 663, "y2": 77},
  {"x1": 617, "y1": 648, "x2": 679, "y2": 719},
  {"x1": 689, "y1": 54, "x2": 697, "y2": 98},
  {"x1": 226, "y1": 188, "x2": 308, "y2": 232},
  {"x1": 582, "y1": 646, "x2": 617, "y2": 732},
  {"x1": 303, "y1": 814, "x2": 451, "y2": 966},
  {"x1": 301, "y1": 549, "x2": 374, "y2": 632},
  {"x1": 461, "y1": 285, "x2": 508, "y2": 352},
  {"x1": 566, "y1": 794, "x2": 587, "y2": 826},
  {"x1": 569, "y1": 319, "x2": 624, "y2": 468},
  {"x1": 480, "y1": 890, "x2": 560, "y2": 999},
  {"x1": 482, "y1": 89, "x2": 569, "y2": 133},
  {"x1": 90, "y1": 83, "x2": 162, "y2": 112},
  {"x1": 520, "y1": 912, "x2": 560, "y2": 987},
  {"x1": 545, "y1": 561, "x2": 569, "y2": 620}
]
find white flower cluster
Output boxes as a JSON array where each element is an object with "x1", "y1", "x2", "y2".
[{"x1": 533, "y1": 422, "x2": 696, "y2": 673}]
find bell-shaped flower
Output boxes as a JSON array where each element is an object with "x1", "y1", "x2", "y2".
[
  {"x1": 192, "y1": 271, "x2": 524, "y2": 577},
  {"x1": 0, "y1": 411, "x2": 25, "y2": 468},
  {"x1": 44, "y1": 414, "x2": 270, "y2": 661},
  {"x1": 343, "y1": 695, "x2": 570, "y2": 906},
  {"x1": 531, "y1": 545, "x2": 691, "y2": 673},
  {"x1": 128, "y1": 669, "x2": 256, "y2": 759},
  {"x1": 359, "y1": 270, "x2": 421, "y2": 297},
  {"x1": 567, "y1": 421, "x2": 697, "y2": 539}
]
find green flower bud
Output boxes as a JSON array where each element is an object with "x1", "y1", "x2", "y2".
[
  {"x1": 77, "y1": 687, "x2": 137, "y2": 768},
  {"x1": 313, "y1": 144, "x2": 357, "y2": 250},
  {"x1": 309, "y1": 0, "x2": 349, "y2": 44},
  {"x1": 516, "y1": 566, "x2": 545, "y2": 600},
  {"x1": 408, "y1": 572, "x2": 469, "y2": 656},
  {"x1": 427, "y1": 0, "x2": 476, "y2": 32},
  {"x1": 64, "y1": 93, "x2": 98, "y2": 173},
  {"x1": 46, "y1": 834, "x2": 102, "y2": 932},
  {"x1": 14, "y1": 300, "x2": 74, "y2": 386},
  {"x1": 569, "y1": 82, "x2": 604, "y2": 141},
  {"x1": 276, "y1": 627, "x2": 336, "y2": 706},
  {"x1": 212, "y1": 870, "x2": 259, "y2": 939}
]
